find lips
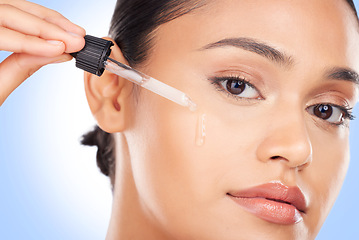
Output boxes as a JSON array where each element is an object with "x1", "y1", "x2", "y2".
[{"x1": 227, "y1": 181, "x2": 307, "y2": 225}]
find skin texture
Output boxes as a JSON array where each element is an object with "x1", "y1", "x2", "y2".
[{"x1": 85, "y1": 0, "x2": 359, "y2": 239}]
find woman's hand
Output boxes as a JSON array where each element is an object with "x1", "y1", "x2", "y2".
[{"x1": 0, "y1": 0, "x2": 86, "y2": 106}]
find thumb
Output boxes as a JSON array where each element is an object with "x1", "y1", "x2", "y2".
[{"x1": 0, "y1": 53, "x2": 72, "y2": 106}]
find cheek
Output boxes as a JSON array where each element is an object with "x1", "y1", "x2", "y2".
[
  {"x1": 125, "y1": 90, "x2": 218, "y2": 227},
  {"x1": 125, "y1": 88, "x2": 265, "y2": 236},
  {"x1": 303, "y1": 127, "x2": 350, "y2": 232}
]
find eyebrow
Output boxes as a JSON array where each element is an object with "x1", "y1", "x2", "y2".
[
  {"x1": 200, "y1": 37, "x2": 359, "y2": 86},
  {"x1": 199, "y1": 37, "x2": 294, "y2": 67},
  {"x1": 326, "y1": 67, "x2": 359, "y2": 85}
]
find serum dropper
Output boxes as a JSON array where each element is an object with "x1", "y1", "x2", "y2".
[{"x1": 71, "y1": 35, "x2": 197, "y2": 112}]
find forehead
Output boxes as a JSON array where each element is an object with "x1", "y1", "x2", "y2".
[{"x1": 153, "y1": 0, "x2": 359, "y2": 70}]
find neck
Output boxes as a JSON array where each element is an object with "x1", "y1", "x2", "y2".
[{"x1": 105, "y1": 133, "x2": 170, "y2": 240}]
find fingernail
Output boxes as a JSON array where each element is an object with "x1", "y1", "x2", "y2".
[
  {"x1": 47, "y1": 40, "x2": 64, "y2": 46},
  {"x1": 67, "y1": 31, "x2": 83, "y2": 38}
]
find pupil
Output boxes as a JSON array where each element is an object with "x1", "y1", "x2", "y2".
[
  {"x1": 226, "y1": 80, "x2": 245, "y2": 95},
  {"x1": 314, "y1": 104, "x2": 333, "y2": 120}
]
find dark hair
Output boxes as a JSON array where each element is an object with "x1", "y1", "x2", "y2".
[
  {"x1": 81, "y1": 126, "x2": 116, "y2": 185},
  {"x1": 81, "y1": 0, "x2": 359, "y2": 186},
  {"x1": 347, "y1": 0, "x2": 359, "y2": 18}
]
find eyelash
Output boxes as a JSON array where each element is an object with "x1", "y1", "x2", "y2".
[
  {"x1": 307, "y1": 103, "x2": 355, "y2": 127},
  {"x1": 209, "y1": 75, "x2": 356, "y2": 127},
  {"x1": 209, "y1": 75, "x2": 262, "y2": 101}
]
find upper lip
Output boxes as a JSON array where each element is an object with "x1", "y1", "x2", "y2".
[{"x1": 227, "y1": 181, "x2": 308, "y2": 213}]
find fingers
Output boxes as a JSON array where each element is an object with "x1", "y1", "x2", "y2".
[
  {"x1": 0, "y1": 0, "x2": 86, "y2": 106},
  {"x1": 0, "y1": 4, "x2": 85, "y2": 53},
  {"x1": 0, "y1": 52, "x2": 72, "y2": 106},
  {"x1": 0, "y1": 27, "x2": 66, "y2": 57},
  {"x1": 7, "y1": 0, "x2": 86, "y2": 36}
]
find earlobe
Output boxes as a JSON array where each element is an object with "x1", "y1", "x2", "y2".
[{"x1": 84, "y1": 38, "x2": 133, "y2": 133}]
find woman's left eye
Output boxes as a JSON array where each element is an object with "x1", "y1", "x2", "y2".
[
  {"x1": 306, "y1": 104, "x2": 354, "y2": 125},
  {"x1": 211, "y1": 77, "x2": 261, "y2": 100}
]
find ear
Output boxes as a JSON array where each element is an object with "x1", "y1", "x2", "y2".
[{"x1": 84, "y1": 37, "x2": 133, "y2": 133}]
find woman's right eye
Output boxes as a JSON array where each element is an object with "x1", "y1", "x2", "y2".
[{"x1": 211, "y1": 76, "x2": 262, "y2": 100}]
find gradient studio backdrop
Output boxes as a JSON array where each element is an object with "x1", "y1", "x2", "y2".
[{"x1": 0, "y1": 0, "x2": 358, "y2": 239}]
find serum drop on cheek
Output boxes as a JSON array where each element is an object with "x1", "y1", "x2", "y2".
[{"x1": 195, "y1": 113, "x2": 206, "y2": 146}]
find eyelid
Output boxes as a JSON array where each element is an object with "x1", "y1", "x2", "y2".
[
  {"x1": 211, "y1": 66, "x2": 267, "y2": 90},
  {"x1": 212, "y1": 69, "x2": 260, "y2": 80},
  {"x1": 208, "y1": 74, "x2": 264, "y2": 101},
  {"x1": 308, "y1": 91, "x2": 355, "y2": 112},
  {"x1": 309, "y1": 91, "x2": 352, "y2": 107},
  {"x1": 306, "y1": 103, "x2": 355, "y2": 127}
]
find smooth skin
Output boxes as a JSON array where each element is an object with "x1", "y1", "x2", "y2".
[
  {"x1": 85, "y1": 0, "x2": 359, "y2": 240},
  {"x1": 0, "y1": 0, "x2": 85, "y2": 106},
  {"x1": 2, "y1": 0, "x2": 359, "y2": 240}
]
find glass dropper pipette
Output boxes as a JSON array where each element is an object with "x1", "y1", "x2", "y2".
[{"x1": 71, "y1": 35, "x2": 197, "y2": 112}]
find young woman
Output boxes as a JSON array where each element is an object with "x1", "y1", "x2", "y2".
[{"x1": 1, "y1": 0, "x2": 358, "y2": 239}]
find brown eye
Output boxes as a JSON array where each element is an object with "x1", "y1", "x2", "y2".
[
  {"x1": 307, "y1": 104, "x2": 349, "y2": 125},
  {"x1": 226, "y1": 80, "x2": 245, "y2": 95},
  {"x1": 218, "y1": 78, "x2": 260, "y2": 99},
  {"x1": 313, "y1": 104, "x2": 333, "y2": 120}
]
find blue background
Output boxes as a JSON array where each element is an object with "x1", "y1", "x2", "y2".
[{"x1": 0, "y1": 1, "x2": 358, "y2": 239}]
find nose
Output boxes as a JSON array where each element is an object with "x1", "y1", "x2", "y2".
[{"x1": 256, "y1": 111, "x2": 312, "y2": 170}]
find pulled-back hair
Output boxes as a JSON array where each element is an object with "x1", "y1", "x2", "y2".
[{"x1": 82, "y1": 0, "x2": 359, "y2": 187}]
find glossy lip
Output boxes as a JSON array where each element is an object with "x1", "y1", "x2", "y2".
[{"x1": 227, "y1": 181, "x2": 307, "y2": 225}]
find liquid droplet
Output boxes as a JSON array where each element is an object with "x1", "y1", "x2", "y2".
[{"x1": 195, "y1": 113, "x2": 206, "y2": 146}]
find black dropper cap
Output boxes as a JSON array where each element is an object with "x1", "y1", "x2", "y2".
[{"x1": 71, "y1": 35, "x2": 114, "y2": 76}]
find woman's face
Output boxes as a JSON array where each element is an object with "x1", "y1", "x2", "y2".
[{"x1": 123, "y1": 0, "x2": 359, "y2": 239}]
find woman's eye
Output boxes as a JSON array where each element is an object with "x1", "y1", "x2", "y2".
[
  {"x1": 307, "y1": 104, "x2": 353, "y2": 125},
  {"x1": 217, "y1": 78, "x2": 260, "y2": 99}
]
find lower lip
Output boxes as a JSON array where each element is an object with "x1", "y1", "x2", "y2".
[{"x1": 228, "y1": 195, "x2": 303, "y2": 225}]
